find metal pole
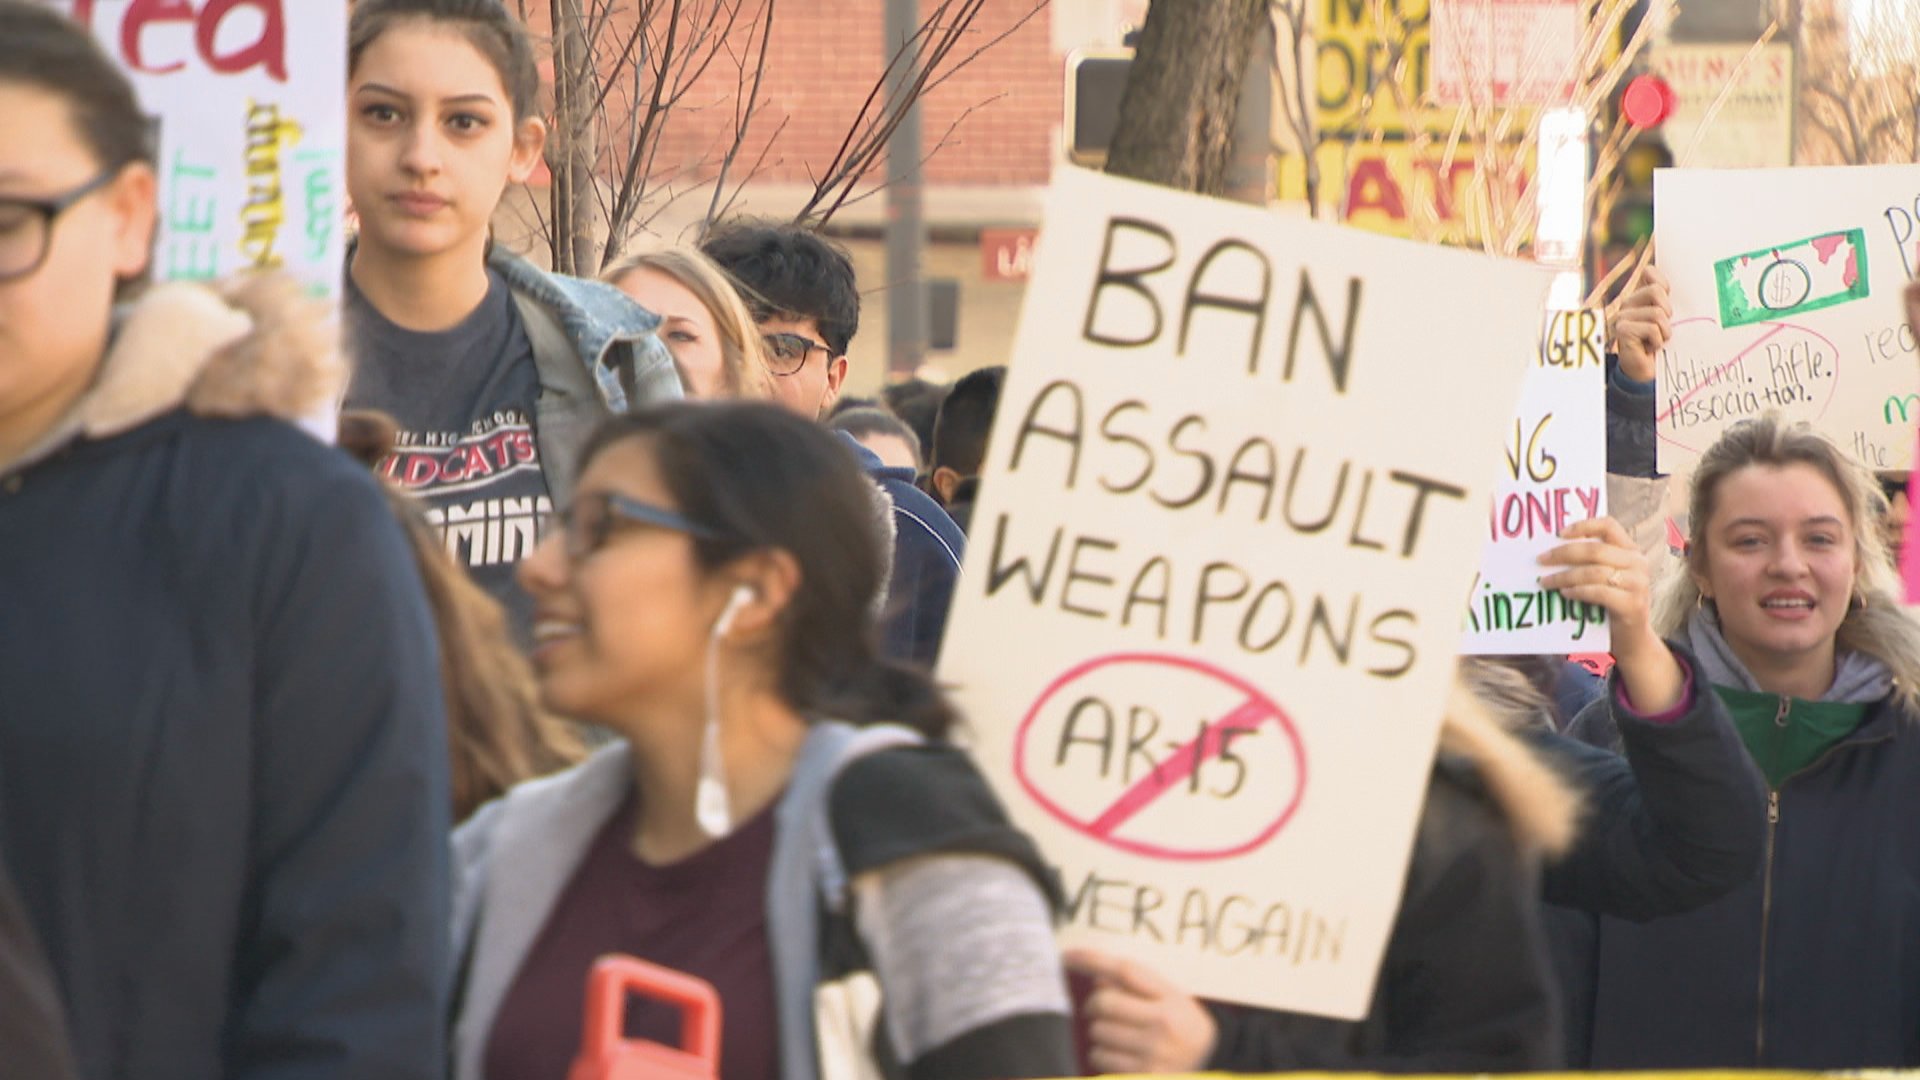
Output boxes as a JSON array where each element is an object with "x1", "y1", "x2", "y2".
[{"x1": 885, "y1": 0, "x2": 928, "y2": 380}]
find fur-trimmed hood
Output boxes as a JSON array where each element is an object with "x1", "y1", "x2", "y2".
[
  {"x1": 1440, "y1": 674, "x2": 1581, "y2": 858},
  {"x1": 6, "y1": 275, "x2": 342, "y2": 474}
]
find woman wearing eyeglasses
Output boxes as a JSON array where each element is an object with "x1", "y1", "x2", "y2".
[
  {"x1": 606, "y1": 247, "x2": 774, "y2": 400},
  {"x1": 340, "y1": 0, "x2": 683, "y2": 640},
  {"x1": 0, "y1": 5, "x2": 451, "y2": 1078},
  {"x1": 451, "y1": 402, "x2": 1074, "y2": 1080}
]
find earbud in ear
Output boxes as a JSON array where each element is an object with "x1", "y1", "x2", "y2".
[{"x1": 715, "y1": 584, "x2": 754, "y2": 637}]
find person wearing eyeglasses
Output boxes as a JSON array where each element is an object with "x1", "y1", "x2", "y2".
[
  {"x1": 702, "y1": 221, "x2": 966, "y2": 668},
  {"x1": 452, "y1": 401, "x2": 1073, "y2": 1080},
  {"x1": 0, "y1": 6, "x2": 452, "y2": 1078}
]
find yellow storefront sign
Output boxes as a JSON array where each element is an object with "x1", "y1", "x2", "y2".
[{"x1": 1285, "y1": 0, "x2": 1536, "y2": 246}]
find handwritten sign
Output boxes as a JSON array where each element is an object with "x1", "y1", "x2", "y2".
[
  {"x1": 1463, "y1": 308, "x2": 1609, "y2": 654},
  {"x1": 1654, "y1": 165, "x2": 1920, "y2": 475},
  {"x1": 937, "y1": 168, "x2": 1553, "y2": 1018},
  {"x1": 49, "y1": 0, "x2": 345, "y2": 299}
]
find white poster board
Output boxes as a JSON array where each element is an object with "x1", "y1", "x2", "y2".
[
  {"x1": 937, "y1": 168, "x2": 1554, "y2": 1018},
  {"x1": 1462, "y1": 308, "x2": 1610, "y2": 654},
  {"x1": 1655, "y1": 165, "x2": 1920, "y2": 475},
  {"x1": 51, "y1": 1, "x2": 346, "y2": 300},
  {"x1": 1430, "y1": 0, "x2": 1581, "y2": 107},
  {"x1": 1649, "y1": 44, "x2": 1794, "y2": 170}
]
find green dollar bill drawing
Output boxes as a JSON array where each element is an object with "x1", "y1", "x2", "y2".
[{"x1": 1714, "y1": 228, "x2": 1871, "y2": 328}]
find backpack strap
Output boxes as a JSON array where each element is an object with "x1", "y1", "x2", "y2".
[{"x1": 768, "y1": 721, "x2": 925, "y2": 1080}]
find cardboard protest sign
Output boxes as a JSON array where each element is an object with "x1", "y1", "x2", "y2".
[
  {"x1": 52, "y1": 1, "x2": 346, "y2": 300},
  {"x1": 1654, "y1": 165, "x2": 1920, "y2": 476},
  {"x1": 1462, "y1": 309, "x2": 1610, "y2": 654},
  {"x1": 937, "y1": 168, "x2": 1554, "y2": 1018}
]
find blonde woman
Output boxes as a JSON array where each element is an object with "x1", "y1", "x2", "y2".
[
  {"x1": 608, "y1": 248, "x2": 772, "y2": 400},
  {"x1": 1561, "y1": 414, "x2": 1920, "y2": 1069}
]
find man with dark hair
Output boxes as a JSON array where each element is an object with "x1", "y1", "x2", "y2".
[
  {"x1": 881, "y1": 377, "x2": 946, "y2": 463},
  {"x1": 930, "y1": 365, "x2": 1006, "y2": 534},
  {"x1": 700, "y1": 220, "x2": 858, "y2": 420},
  {"x1": 704, "y1": 221, "x2": 966, "y2": 668}
]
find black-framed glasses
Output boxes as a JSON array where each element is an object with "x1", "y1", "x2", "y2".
[
  {"x1": 549, "y1": 491, "x2": 727, "y2": 560},
  {"x1": 761, "y1": 332, "x2": 832, "y2": 376},
  {"x1": 0, "y1": 169, "x2": 122, "y2": 284}
]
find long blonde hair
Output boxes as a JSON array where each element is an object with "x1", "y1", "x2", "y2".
[
  {"x1": 605, "y1": 247, "x2": 772, "y2": 399},
  {"x1": 1653, "y1": 414, "x2": 1920, "y2": 712}
]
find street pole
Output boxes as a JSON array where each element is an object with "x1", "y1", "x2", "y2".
[{"x1": 885, "y1": 0, "x2": 928, "y2": 381}]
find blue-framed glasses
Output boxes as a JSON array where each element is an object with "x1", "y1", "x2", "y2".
[{"x1": 554, "y1": 491, "x2": 727, "y2": 560}]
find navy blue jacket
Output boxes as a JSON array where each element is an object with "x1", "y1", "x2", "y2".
[
  {"x1": 836, "y1": 433, "x2": 965, "y2": 668},
  {"x1": 0, "y1": 410, "x2": 451, "y2": 1080},
  {"x1": 1529, "y1": 651, "x2": 1766, "y2": 921},
  {"x1": 1557, "y1": 687, "x2": 1920, "y2": 1068}
]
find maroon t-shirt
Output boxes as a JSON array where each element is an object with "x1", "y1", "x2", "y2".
[{"x1": 483, "y1": 794, "x2": 779, "y2": 1080}]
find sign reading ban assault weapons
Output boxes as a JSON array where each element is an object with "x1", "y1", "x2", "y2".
[{"x1": 938, "y1": 169, "x2": 1553, "y2": 1018}]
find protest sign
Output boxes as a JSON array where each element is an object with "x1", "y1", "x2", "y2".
[
  {"x1": 938, "y1": 167, "x2": 1554, "y2": 1018},
  {"x1": 50, "y1": 1, "x2": 346, "y2": 300},
  {"x1": 1462, "y1": 308, "x2": 1609, "y2": 654},
  {"x1": 1654, "y1": 165, "x2": 1920, "y2": 476}
]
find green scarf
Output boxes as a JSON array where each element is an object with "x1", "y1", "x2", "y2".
[{"x1": 1714, "y1": 686, "x2": 1869, "y2": 789}]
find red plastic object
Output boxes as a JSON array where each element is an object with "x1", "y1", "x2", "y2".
[{"x1": 566, "y1": 955, "x2": 723, "y2": 1080}]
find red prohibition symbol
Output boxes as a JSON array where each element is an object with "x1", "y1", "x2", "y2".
[{"x1": 1012, "y1": 652, "x2": 1308, "y2": 862}]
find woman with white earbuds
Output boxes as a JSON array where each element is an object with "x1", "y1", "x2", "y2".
[{"x1": 448, "y1": 401, "x2": 1074, "y2": 1080}]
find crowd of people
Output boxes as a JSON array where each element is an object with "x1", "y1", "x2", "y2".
[{"x1": 5, "y1": 0, "x2": 1920, "y2": 1078}]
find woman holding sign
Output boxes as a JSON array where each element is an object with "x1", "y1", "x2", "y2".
[
  {"x1": 1558, "y1": 415, "x2": 1920, "y2": 1069},
  {"x1": 0, "y1": 5, "x2": 451, "y2": 1077},
  {"x1": 1072, "y1": 509, "x2": 1764, "y2": 1071},
  {"x1": 451, "y1": 402, "x2": 1074, "y2": 1080},
  {"x1": 343, "y1": 0, "x2": 682, "y2": 640}
]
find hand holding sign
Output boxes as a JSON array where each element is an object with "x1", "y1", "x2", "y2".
[
  {"x1": 1611, "y1": 263, "x2": 1673, "y2": 383},
  {"x1": 1067, "y1": 948, "x2": 1216, "y2": 1074},
  {"x1": 1539, "y1": 517, "x2": 1686, "y2": 713}
]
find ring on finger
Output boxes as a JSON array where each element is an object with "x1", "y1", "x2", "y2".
[{"x1": 1608, "y1": 569, "x2": 1624, "y2": 589}]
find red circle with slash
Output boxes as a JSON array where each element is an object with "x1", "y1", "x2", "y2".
[{"x1": 1012, "y1": 652, "x2": 1308, "y2": 862}]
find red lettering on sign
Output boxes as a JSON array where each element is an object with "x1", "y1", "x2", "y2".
[
  {"x1": 1346, "y1": 158, "x2": 1407, "y2": 220},
  {"x1": 68, "y1": 0, "x2": 288, "y2": 82}
]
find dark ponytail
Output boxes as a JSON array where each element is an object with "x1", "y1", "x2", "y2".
[{"x1": 580, "y1": 402, "x2": 959, "y2": 739}]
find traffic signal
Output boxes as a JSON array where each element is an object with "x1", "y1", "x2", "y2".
[
  {"x1": 1605, "y1": 73, "x2": 1674, "y2": 249},
  {"x1": 1065, "y1": 49, "x2": 1133, "y2": 167}
]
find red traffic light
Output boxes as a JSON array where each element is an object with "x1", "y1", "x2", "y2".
[{"x1": 1621, "y1": 73, "x2": 1676, "y2": 129}]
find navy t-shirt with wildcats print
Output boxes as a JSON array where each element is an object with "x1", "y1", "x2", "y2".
[{"x1": 345, "y1": 269, "x2": 549, "y2": 640}]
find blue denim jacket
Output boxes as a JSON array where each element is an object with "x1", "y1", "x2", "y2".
[{"x1": 490, "y1": 247, "x2": 684, "y2": 500}]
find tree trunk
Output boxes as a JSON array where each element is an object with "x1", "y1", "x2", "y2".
[
  {"x1": 1104, "y1": 0, "x2": 1268, "y2": 195},
  {"x1": 548, "y1": 0, "x2": 597, "y2": 274}
]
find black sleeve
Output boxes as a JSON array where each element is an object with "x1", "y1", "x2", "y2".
[
  {"x1": 227, "y1": 461, "x2": 452, "y2": 1080},
  {"x1": 1533, "y1": 645, "x2": 1766, "y2": 921},
  {"x1": 1605, "y1": 354, "x2": 1661, "y2": 479},
  {"x1": 830, "y1": 744, "x2": 1060, "y2": 907},
  {"x1": 0, "y1": 840, "x2": 78, "y2": 1080},
  {"x1": 1206, "y1": 770, "x2": 1561, "y2": 1073}
]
